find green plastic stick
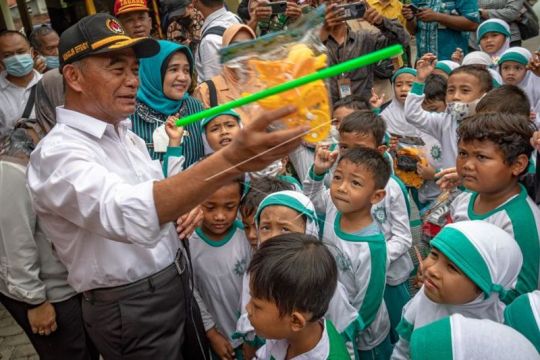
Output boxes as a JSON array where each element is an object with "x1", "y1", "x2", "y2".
[{"x1": 176, "y1": 44, "x2": 403, "y2": 127}]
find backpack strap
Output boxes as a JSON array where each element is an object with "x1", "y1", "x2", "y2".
[
  {"x1": 22, "y1": 85, "x2": 37, "y2": 119},
  {"x1": 200, "y1": 26, "x2": 227, "y2": 40},
  {"x1": 204, "y1": 80, "x2": 219, "y2": 108}
]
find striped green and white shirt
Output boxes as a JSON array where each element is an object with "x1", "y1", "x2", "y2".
[{"x1": 130, "y1": 98, "x2": 205, "y2": 168}]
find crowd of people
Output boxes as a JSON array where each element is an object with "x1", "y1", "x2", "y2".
[{"x1": 0, "y1": 0, "x2": 540, "y2": 359}]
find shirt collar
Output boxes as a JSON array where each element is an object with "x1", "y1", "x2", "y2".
[
  {"x1": 0, "y1": 70, "x2": 41, "y2": 90},
  {"x1": 56, "y1": 107, "x2": 132, "y2": 139}
]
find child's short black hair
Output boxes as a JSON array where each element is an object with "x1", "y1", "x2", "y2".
[
  {"x1": 338, "y1": 146, "x2": 391, "y2": 189},
  {"x1": 457, "y1": 113, "x2": 535, "y2": 166},
  {"x1": 424, "y1": 73, "x2": 447, "y2": 102},
  {"x1": 450, "y1": 65, "x2": 494, "y2": 94},
  {"x1": 248, "y1": 233, "x2": 337, "y2": 320},
  {"x1": 240, "y1": 176, "x2": 293, "y2": 217},
  {"x1": 332, "y1": 95, "x2": 371, "y2": 112},
  {"x1": 476, "y1": 85, "x2": 531, "y2": 118},
  {"x1": 339, "y1": 110, "x2": 387, "y2": 147}
]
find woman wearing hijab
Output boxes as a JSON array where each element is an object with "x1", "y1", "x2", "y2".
[
  {"x1": 131, "y1": 40, "x2": 205, "y2": 168},
  {"x1": 194, "y1": 24, "x2": 257, "y2": 124}
]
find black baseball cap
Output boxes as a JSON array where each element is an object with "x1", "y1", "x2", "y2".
[
  {"x1": 59, "y1": 13, "x2": 159, "y2": 71},
  {"x1": 160, "y1": 0, "x2": 192, "y2": 19}
]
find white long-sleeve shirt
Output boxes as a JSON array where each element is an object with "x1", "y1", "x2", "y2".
[
  {"x1": 404, "y1": 82, "x2": 458, "y2": 170},
  {"x1": 27, "y1": 107, "x2": 179, "y2": 292}
]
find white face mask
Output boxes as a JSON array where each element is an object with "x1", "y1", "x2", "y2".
[{"x1": 446, "y1": 98, "x2": 482, "y2": 124}]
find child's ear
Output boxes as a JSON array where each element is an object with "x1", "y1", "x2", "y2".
[
  {"x1": 377, "y1": 145, "x2": 387, "y2": 154},
  {"x1": 371, "y1": 189, "x2": 386, "y2": 204},
  {"x1": 511, "y1": 154, "x2": 529, "y2": 176},
  {"x1": 289, "y1": 311, "x2": 307, "y2": 332}
]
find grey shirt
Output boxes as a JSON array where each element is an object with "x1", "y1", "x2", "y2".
[
  {"x1": 0, "y1": 159, "x2": 75, "y2": 305},
  {"x1": 324, "y1": 19, "x2": 409, "y2": 105}
]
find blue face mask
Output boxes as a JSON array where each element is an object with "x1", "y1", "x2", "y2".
[
  {"x1": 44, "y1": 55, "x2": 59, "y2": 69},
  {"x1": 3, "y1": 53, "x2": 34, "y2": 77}
]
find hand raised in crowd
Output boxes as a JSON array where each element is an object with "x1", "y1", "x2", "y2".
[
  {"x1": 285, "y1": 0, "x2": 302, "y2": 20},
  {"x1": 530, "y1": 131, "x2": 540, "y2": 152},
  {"x1": 363, "y1": 5, "x2": 383, "y2": 26},
  {"x1": 415, "y1": 53, "x2": 437, "y2": 82},
  {"x1": 207, "y1": 327, "x2": 235, "y2": 360},
  {"x1": 251, "y1": 0, "x2": 273, "y2": 22},
  {"x1": 401, "y1": 4, "x2": 415, "y2": 21},
  {"x1": 435, "y1": 167, "x2": 462, "y2": 191},
  {"x1": 416, "y1": 8, "x2": 439, "y2": 22},
  {"x1": 314, "y1": 143, "x2": 339, "y2": 176},
  {"x1": 34, "y1": 56, "x2": 47, "y2": 73},
  {"x1": 165, "y1": 116, "x2": 184, "y2": 147},
  {"x1": 323, "y1": 3, "x2": 345, "y2": 29},
  {"x1": 528, "y1": 51, "x2": 540, "y2": 77},
  {"x1": 451, "y1": 47, "x2": 464, "y2": 64},
  {"x1": 417, "y1": 162, "x2": 436, "y2": 180},
  {"x1": 369, "y1": 88, "x2": 386, "y2": 109},
  {"x1": 27, "y1": 301, "x2": 57, "y2": 336},
  {"x1": 176, "y1": 205, "x2": 203, "y2": 240}
]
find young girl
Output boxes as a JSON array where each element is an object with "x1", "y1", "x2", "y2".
[
  {"x1": 409, "y1": 314, "x2": 539, "y2": 360},
  {"x1": 433, "y1": 60, "x2": 460, "y2": 78},
  {"x1": 189, "y1": 178, "x2": 252, "y2": 359},
  {"x1": 391, "y1": 221, "x2": 523, "y2": 359},
  {"x1": 476, "y1": 19, "x2": 511, "y2": 66},
  {"x1": 405, "y1": 55, "x2": 493, "y2": 170},
  {"x1": 499, "y1": 47, "x2": 540, "y2": 122},
  {"x1": 235, "y1": 191, "x2": 359, "y2": 358}
]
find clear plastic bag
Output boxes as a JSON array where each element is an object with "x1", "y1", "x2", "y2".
[
  {"x1": 391, "y1": 135, "x2": 428, "y2": 189},
  {"x1": 219, "y1": 6, "x2": 332, "y2": 144}
]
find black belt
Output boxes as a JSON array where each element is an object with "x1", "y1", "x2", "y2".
[{"x1": 83, "y1": 250, "x2": 186, "y2": 304}]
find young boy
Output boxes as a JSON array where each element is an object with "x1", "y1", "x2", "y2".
[
  {"x1": 450, "y1": 112, "x2": 540, "y2": 303},
  {"x1": 247, "y1": 233, "x2": 351, "y2": 359},
  {"x1": 201, "y1": 110, "x2": 241, "y2": 154},
  {"x1": 338, "y1": 112, "x2": 414, "y2": 343},
  {"x1": 421, "y1": 73, "x2": 447, "y2": 113},
  {"x1": 405, "y1": 56, "x2": 494, "y2": 170},
  {"x1": 189, "y1": 178, "x2": 252, "y2": 358},
  {"x1": 304, "y1": 146, "x2": 393, "y2": 358}
]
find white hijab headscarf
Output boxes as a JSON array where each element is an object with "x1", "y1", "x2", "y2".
[
  {"x1": 462, "y1": 51, "x2": 493, "y2": 67},
  {"x1": 410, "y1": 314, "x2": 540, "y2": 360},
  {"x1": 399, "y1": 221, "x2": 523, "y2": 341},
  {"x1": 381, "y1": 67, "x2": 420, "y2": 137}
]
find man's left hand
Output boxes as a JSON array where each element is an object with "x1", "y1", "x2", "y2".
[
  {"x1": 417, "y1": 8, "x2": 440, "y2": 22},
  {"x1": 34, "y1": 56, "x2": 47, "y2": 73},
  {"x1": 176, "y1": 206, "x2": 203, "y2": 240},
  {"x1": 364, "y1": 6, "x2": 383, "y2": 26},
  {"x1": 286, "y1": 1, "x2": 302, "y2": 20},
  {"x1": 27, "y1": 301, "x2": 57, "y2": 336}
]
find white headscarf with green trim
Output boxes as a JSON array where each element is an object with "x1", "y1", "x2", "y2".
[
  {"x1": 255, "y1": 190, "x2": 319, "y2": 240},
  {"x1": 397, "y1": 221, "x2": 523, "y2": 345},
  {"x1": 504, "y1": 290, "x2": 540, "y2": 353},
  {"x1": 477, "y1": 19, "x2": 511, "y2": 61},
  {"x1": 410, "y1": 314, "x2": 539, "y2": 360}
]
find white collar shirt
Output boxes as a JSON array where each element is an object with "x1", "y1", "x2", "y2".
[
  {"x1": 195, "y1": 7, "x2": 240, "y2": 83},
  {"x1": 27, "y1": 107, "x2": 179, "y2": 292},
  {"x1": 0, "y1": 70, "x2": 42, "y2": 132}
]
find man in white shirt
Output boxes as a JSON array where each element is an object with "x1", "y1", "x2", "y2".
[
  {"x1": 0, "y1": 31, "x2": 42, "y2": 133},
  {"x1": 27, "y1": 13, "x2": 306, "y2": 359},
  {"x1": 194, "y1": 0, "x2": 241, "y2": 83}
]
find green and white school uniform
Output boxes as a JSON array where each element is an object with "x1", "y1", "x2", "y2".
[
  {"x1": 504, "y1": 290, "x2": 540, "y2": 352},
  {"x1": 303, "y1": 168, "x2": 391, "y2": 355},
  {"x1": 255, "y1": 320, "x2": 351, "y2": 360},
  {"x1": 404, "y1": 82, "x2": 458, "y2": 170},
  {"x1": 392, "y1": 221, "x2": 523, "y2": 360},
  {"x1": 410, "y1": 314, "x2": 539, "y2": 360},
  {"x1": 450, "y1": 185, "x2": 540, "y2": 303},
  {"x1": 234, "y1": 191, "x2": 359, "y2": 348},
  {"x1": 189, "y1": 220, "x2": 252, "y2": 348}
]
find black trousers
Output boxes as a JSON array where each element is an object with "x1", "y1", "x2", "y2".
[
  {"x1": 82, "y1": 260, "x2": 209, "y2": 360},
  {"x1": 0, "y1": 293, "x2": 98, "y2": 360}
]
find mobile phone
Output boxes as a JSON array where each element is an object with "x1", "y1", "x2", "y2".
[
  {"x1": 269, "y1": 1, "x2": 287, "y2": 14},
  {"x1": 409, "y1": 2, "x2": 427, "y2": 14},
  {"x1": 336, "y1": 2, "x2": 366, "y2": 21}
]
